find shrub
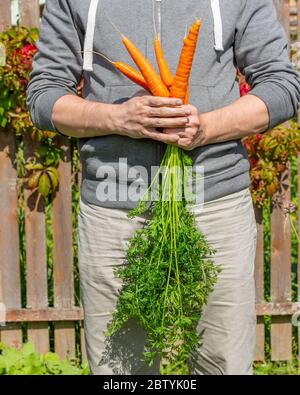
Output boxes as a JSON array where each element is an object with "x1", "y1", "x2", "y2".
[{"x1": 0, "y1": 343, "x2": 89, "y2": 375}]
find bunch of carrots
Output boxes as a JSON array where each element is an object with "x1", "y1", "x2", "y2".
[
  {"x1": 110, "y1": 20, "x2": 200, "y2": 101},
  {"x1": 105, "y1": 19, "x2": 220, "y2": 375}
]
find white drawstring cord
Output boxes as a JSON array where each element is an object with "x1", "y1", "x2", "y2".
[
  {"x1": 83, "y1": 0, "x2": 223, "y2": 71},
  {"x1": 83, "y1": 0, "x2": 99, "y2": 71},
  {"x1": 211, "y1": 0, "x2": 224, "y2": 52}
]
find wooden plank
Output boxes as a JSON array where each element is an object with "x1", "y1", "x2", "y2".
[
  {"x1": 270, "y1": 173, "x2": 292, "y2": 361},
  {"x1": 24, "y1": 135, "x2": 49, "y2": 354},
  {"x1": 270, "y1": 1, "x2": 292, "y2": 363},
  {"x1": 0, "y1": 2, "x2": 22, "y2": 349},
  {"x1": 0, "y1": 129, "x2": 22, "y2": 349},
  {"x1": 19, "y1": 0, "x2": 48, "y2": 354},
  {"x1": 254, "y1": 207, "x2": 265, "y2": 361},
  {"x1": 19, "y1": 0, "x2": 40, "y2": 28},
  {"x1": 6, "y1": 308, "x2": 83, "y2": 322},
  {"x1": 4, "y1": 302, "x2": 300, "y2": 323},
  {"x1": 52, "y1": 136, "x2": 76, "y2": 359},
  {"x1": 256, "y1": 302, "x2": 300, "y2": 316}
]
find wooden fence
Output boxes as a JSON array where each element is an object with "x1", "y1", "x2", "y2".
[{"x1": 0, "y1": 0, "x2": 299, "y2": 363}]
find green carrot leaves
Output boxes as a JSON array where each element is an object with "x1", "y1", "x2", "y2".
[{"x1": 106, "y1": 147, "x2": 221, "y2": 374}]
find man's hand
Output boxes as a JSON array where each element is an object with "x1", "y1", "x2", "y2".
[
  {"x1": 164, "y1": 104, "x2": 205, "y2": 151},
  {"x1": 114, "y1": 96, "x2": 191, "y2": 144},
  {"x1": 52, "y1": 94, "x2": 190, "y2": 140},
  {"x1": 165, "y1": 94, "x2": 270, "y2": 150}
]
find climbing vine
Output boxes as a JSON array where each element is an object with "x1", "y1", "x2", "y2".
[
  {"x1": 0, "y1": 26, "x2": 61, "y2": 196},
  {"x1": 238, "y1": 70, "x2": 300, "y2": 207}
]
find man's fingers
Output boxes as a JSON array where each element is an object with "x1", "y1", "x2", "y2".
[
  {"x1": 147, "y1": 106, "x2": 191, "y2": 118},
  {"x1": 144, "y1": 117, "x2": 189, "y2": 129},
  {"x1": 143, "y1": 129, "x2": 179, "y2": 144},
  {"x1": 144, "y1": 96, "x2": 182, "y2": 107},
  {"x1": 177, "y1": 138, "x2": 194, "y2": 151},
  {"x1": 164, "y1": 128, "x2": 183, "y2": 135}
]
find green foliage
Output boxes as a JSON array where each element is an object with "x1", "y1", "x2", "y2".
[
  {"x1": 107, "y1": 146, "x2": 220, "y2": 375},
  {"x1": 238, "y1": 71, "x2": 300, "y2": 207},
  {"x1": 25, "y1": 162, "x2": 60, "y2": 197},
  {"x1": 0, "y1": 343, "x2": 89, "y2": 375},
  {"x1": 0, "y1": 26, "x2": 38, "y2": 132},
  {"x1": 0, "y1": 26, "x2": 63, "y2": 197},
  {"x1": 2, "y1": 342, "x2": 299, "y2": 376},
  {"x1": 243, "y1": 120, "x2": 300, "y2": 207},
  {"x1": 0, "y1": 343, "x2": 300, "y2": 376},
  {"x1": 254, "y1": 361, "x2": 300, "y2": 375}
]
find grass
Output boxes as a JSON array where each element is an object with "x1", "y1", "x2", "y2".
[
  {"x1": 254, "y1": 361, "x2": 300, "y2": 375},
  {"x1": 0, "y1": 341, "x2": 299, "y2": 375},
  {"x1": 0, "y1": 343, "x2": 89, "y2": 375}
]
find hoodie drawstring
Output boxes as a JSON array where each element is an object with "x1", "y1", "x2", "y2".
[
  {"x1": 210, "y1": 0, "x2": 224, "y2": 52},
  {"x1": 83, "y1": 0, "x2": 99, "y2": 71},
  {"x1": 83, "y1": 0, "x2": 224, "y2": 72}
]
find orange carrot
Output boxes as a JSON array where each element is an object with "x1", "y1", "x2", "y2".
[
  {"x1": 121, "y1": 35, "x2": 170, "y2": 97},
  {"x1": 184, "y1": 87, "x2": 189, "y2": 105},
  {"x1": 154, "y1": 35, "x2": 173, "y2": 88},
  {"x1": 170, "y1": 20, "x2": 201, "y2": 101},
  {"x1": 113, "y1": 61, "x2": 149, "y2": 91},
  {"x1": 88, "y1": 50, "x2": 149, "y2": 91}
]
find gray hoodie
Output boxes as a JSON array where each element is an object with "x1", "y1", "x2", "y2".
[{"x1": 27, "y1": 0, "x2": 300, "y2": 208}]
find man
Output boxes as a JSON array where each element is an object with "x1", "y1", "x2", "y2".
[{"x1": 27, "y1": 0, "x2": 300, "y2": 375}]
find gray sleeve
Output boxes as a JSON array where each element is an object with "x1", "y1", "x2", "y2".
[
  {"x1": 26, "y1": 0, "x2": 83, "y2": 131},
  {"x1": 234, "y1": 0, "x2": 300, "y2": 129}
]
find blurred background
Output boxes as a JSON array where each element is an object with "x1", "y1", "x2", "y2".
[{"x1": 0, "y1": 0, "x2": 299, "y2": 375}]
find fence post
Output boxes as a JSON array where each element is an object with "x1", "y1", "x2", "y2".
[
  {"x1": 270, "y1": 0, "x2": 293, "y2": 362},
  {"x1": 52, "y1": 136, "x2": 76, "y2": 360},
  {"x1": 23, "y1": 138, "x2": 49, "y2": 354},
  {"x1": 270, "y1": 180, "x2": 292, "y2": 361},
  {"x1": 0, "y1": 0, "x2": 22, "y2": 350},
  {"x1": 19, "y1": 0, "x2": 49, "y2": 354},
  {"x1": 0, "y1": 130, "x2": 21, "y2": 349}
]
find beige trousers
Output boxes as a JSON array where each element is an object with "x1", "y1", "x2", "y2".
[{"x1": 78, "y1": 188, "x2": 257, "y2": 375}]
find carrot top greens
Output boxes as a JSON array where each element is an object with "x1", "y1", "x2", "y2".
[{"x1": 106, "y1": 147, "x2": 220, "y2": 374}]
